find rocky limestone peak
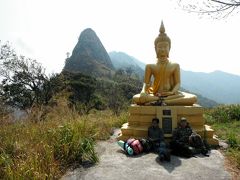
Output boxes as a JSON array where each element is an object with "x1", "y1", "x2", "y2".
[
  {"x1": 64, "y1": 28, "x2": 114, "y2": 77},
  {"x1": 78, "y1": 28, "x2": 98, "y2": 43}
]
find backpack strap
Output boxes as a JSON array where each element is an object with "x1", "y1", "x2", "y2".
[{"x1": 123, "y1": 141, "x2": 127, "y2": 151}]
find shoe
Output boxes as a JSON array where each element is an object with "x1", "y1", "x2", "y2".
[{"x1": 201, "y1": 148, "x2": 209, "y2": 156}]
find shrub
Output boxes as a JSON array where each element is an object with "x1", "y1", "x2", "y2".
[
  {"x1": 205, "y1": 104, "x2": 240, "y2": 123},
  {"x1": 227, "y1": 132, "x2": 238, "y2": 148}
]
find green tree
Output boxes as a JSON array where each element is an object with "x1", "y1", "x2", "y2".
[
  {"x1": 0, "y1": 41, "x2": 50, "y2": 110},
  {"x1": 62, "y1": 71, "x2": 104, "y2": 114},
  {"x1": 107, "y1": 82, "x2": 126, "y2": 115}
]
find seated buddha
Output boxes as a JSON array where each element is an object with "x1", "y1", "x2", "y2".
[{"x1": 133, "y1": 22, "x2": 197, "y2": 106}]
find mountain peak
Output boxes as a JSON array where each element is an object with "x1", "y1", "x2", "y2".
[
  {"x1": 63, "y1": 28, "x2": 114, "y2": 77},
  {"x1": 82, "y1": 28, "x2": 94, "y2": 33},
  {"x1": 78, "y1": 28, "x2": 97, "y2": 41}
]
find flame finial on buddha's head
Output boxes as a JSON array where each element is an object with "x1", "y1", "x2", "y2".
[{"x1": 154, "y1": 21, "x2": 171, "y2": 50}]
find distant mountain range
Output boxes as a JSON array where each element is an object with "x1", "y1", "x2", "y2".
[
  {"x1": 109, "y1": 51, "x2": 144, "y2": 78},
  {"x1": 181, "y1": 70, "x2": 240, "y2": 104},
  {"x1": 110, "y1": 51, "x2": 240, "y2": 104}
]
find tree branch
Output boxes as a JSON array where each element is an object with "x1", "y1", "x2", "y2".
[{"x1": 211, "y1": 0, "x2": 240, "y2": 6}]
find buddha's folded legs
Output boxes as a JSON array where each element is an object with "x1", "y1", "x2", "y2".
[
  {"x1": 133, "y1": 91, "x2": 197, "y2": 106},
  {"x1": 164, "y1": 92, "x2": 197, "y2": 106},
  {"x1": 163, "y1": 93, "x2": 184, "y2": 100},
  {"x1": 132, "y1": 93, "x2": 159, "y2": 104}
]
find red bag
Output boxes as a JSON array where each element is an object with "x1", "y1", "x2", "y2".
[{"x1": 127, "y1": 138, "x2": 143, "y2": 155}]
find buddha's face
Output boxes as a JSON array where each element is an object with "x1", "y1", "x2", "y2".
[{"x1": 156, "y1": 41, "x2": 169, "y2": 58}]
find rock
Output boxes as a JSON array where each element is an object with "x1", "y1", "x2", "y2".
[{"x1": 219, "y1": 140, "x2": 229, "y2": 150}]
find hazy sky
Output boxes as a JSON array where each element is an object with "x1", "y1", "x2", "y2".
[{"x1": 0, "y1": 0, "x2": 240, "y2": 76}]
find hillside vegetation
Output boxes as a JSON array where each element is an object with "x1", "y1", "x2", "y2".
[
  {"x1": 0, "y1": 100, "x2": 128, "y2": 179},
  {"x1": 205, "y1": 104, "x2": 240, "y2": 170},
  {"x1": 0, "y1": 41, "x2": 138, "y2": 179}
]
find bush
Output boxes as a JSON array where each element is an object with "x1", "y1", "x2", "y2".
[
  {"x1": 227, "y1": 132, "x2": 238, "y2": 148},
  {"x1": 205, "y1": 104, "x2": 240, "y2": 123}
]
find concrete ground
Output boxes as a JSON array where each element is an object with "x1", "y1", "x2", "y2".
[{"x1": 62, "y1": 130, "x2": 231, "y2": 180}]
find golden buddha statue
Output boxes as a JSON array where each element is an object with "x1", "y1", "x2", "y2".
[{"x1": 133, "y1": 22, "x2": 197, "y2": 106}]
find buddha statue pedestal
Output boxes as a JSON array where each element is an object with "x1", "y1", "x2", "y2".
[{"x1": 117, "y1": 104, "x2": 219, "y2": 146}]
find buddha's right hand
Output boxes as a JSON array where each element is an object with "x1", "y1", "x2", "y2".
[
  {"x1": 140, "y1": 83, "x2": 150, "y2": 95},
  {"x1": 140, "y1": 91, "x2": 148, "y2": 96}
]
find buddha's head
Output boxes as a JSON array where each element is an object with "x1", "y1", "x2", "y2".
[{"x1": 154, "y1": 21, "x2": 171, "y2": 58}]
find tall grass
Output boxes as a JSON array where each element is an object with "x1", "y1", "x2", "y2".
[
  {"x1": 205, "y1": 104, "x2": 240, "y2": 123},
  {"x1": 0, "y1": 98, "x2": 128, "y2": 179}
]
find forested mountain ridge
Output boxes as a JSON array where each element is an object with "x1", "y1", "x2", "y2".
[{"x1": 109, "y1": 51, "x2": 145, "y2": 78}]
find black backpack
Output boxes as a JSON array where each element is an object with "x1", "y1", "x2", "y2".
[{"x1": 189, "y1": 133, "x2": 209, "y2": 156}]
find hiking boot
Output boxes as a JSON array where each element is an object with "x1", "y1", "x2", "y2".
[
  {"x1": 183, "y1": 146, "x2": 194, "y2": 158},
  {"x1": 201, "y1": 148, "x2": 209, "y2": 156}
]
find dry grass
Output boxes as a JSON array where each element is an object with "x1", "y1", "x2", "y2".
[{"x1": 0, "y1": 98, "x2": 128, "y2": 179}]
